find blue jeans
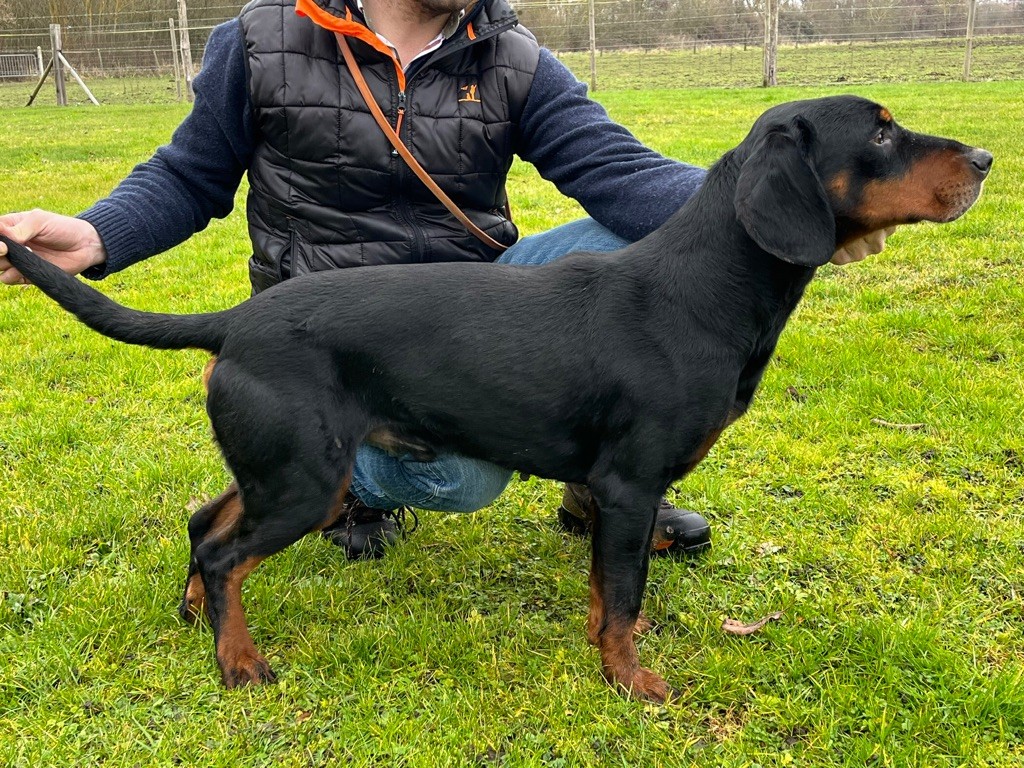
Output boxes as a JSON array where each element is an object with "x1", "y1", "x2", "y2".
[{"x1": 350, "y1": 218, "x2": 631, "y2": 512}]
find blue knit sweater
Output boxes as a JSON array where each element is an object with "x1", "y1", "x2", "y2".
[{"x1": 79, "y1": 18, "x2": 706, "y2": 279}]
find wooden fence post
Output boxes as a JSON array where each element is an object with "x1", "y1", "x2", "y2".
[
  {"x1": 170, "y1": 18, "x2": 183, "y2": 102},
  {"x1": 57, "y1": 50, "x2": 100, "y2": 105},
  {"x1": 963, "y1": 0, "x2": 977, "y2": 81},
  {"x1": 762, "y1": 0, "x2": 779, "y2": 87},
  {"x1": 50, "y1": 24, "x2": 67, "y2": 106},
  {"x1": 588, "y1": 0, "x2": 598, "y2": 92},
  {"x1": 177, "y1": 0, "x2": 195, "y2": 101}
]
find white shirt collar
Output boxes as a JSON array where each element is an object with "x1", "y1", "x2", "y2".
[{"x1": 356, "y1": 1, "x2": 465, "y2": 70}]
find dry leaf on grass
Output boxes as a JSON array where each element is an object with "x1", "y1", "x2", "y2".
[{"x1": 721, "y1": 611, "x2": 783, "y2": 636}]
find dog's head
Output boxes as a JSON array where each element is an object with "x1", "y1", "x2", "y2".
[{"x1": 732, "y1": 95, "x2": 992, "y2": 267}]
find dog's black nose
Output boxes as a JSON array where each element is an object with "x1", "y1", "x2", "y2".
[{"x1": 968, "y1": 148, "x2": 993, "y2": 178}]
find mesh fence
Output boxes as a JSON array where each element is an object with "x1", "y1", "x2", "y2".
[
  {"x1": 0, "y1": 0, "x2": 1021, "y2": 96},
  {"x1": 0, "y1": 14, "x2": 217, "y2": 80}
]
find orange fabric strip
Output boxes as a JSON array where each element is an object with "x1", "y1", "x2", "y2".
[{"x1": 295, "y1": 0, "x2": 406, "y2": 90}]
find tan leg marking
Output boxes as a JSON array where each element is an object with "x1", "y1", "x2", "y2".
[
  {"x1": 598, "y1": 618, "x2": 671, "y2": 703},
  {"x1": 202, "y1": 356, "x2": 218, "y2": 391},
  {"x1": 633, "y1": 612, "x2": 655, "y2": 636},
  {"x1": 182, "y1": 575, "x2": 208, "y2": 625},
  {"x1": 587, "y1": 565, "x2": 604, "y2": 646},
  {"x1": 181, "y1": 483, "x2": 242, "y2": 625},
  {"x1": 313, "y1": 472, "x2": 353, "y2": 532},
  {"x1": 216, "y1": 556, "x2": 275, "y2": 688}
]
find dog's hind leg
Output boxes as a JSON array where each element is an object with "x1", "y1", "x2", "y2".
[
  {"x1": 178, "y1": 483, "x2": 240, "y2": 625},
  {"x1": 196, "y1": 362, "x2": 365, "y2": 687},
  {"x1": 178, "y1": 357, "x2": 240, "y2": 625},
  {"x1": 177, "y1": 358, "x2": 232, "y2": 624},
  {"x1": 179, "y1": 471, "x2": 354, "y2": 628},
  {"x1": 194, "y1": 456, "x2": 356, "y2": 688},
  {"x1": 587, "y1": 473, "x2": 671, "y2": 703}
]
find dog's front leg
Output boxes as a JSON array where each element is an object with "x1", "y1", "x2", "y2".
[{"x1": 588, "y1": 475, "x2": 672, "y2": 703}]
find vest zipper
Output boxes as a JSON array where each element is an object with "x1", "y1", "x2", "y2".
[
  {"x1": 395, "y1": 89, "x2": 406, "y2": 135},
  {"x1": 391, "y1": 87, "x2": 429, "y2": 262},
  {"x1": 356, "y1": 38, "x2": 424, "y2": 262},
  {"x1": 382, "y1": 17, "x2": 516, "y2": 263}
]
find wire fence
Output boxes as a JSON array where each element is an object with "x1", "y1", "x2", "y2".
[{"x1": 0, "y1": 0, "x2": 1022, "y2": 100}]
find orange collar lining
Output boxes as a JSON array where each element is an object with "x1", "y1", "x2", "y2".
[{"x1": 295, "y1": 0, "x2": 405, "y2": 88}]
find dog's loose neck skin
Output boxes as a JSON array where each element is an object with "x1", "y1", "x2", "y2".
[{"x1": 640, "y1": 149, "x2": 818, "y2": 353}]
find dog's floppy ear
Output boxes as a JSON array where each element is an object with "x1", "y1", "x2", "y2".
[{"x1": 734, "y1": 116, "x2": 835, "y2": 267}]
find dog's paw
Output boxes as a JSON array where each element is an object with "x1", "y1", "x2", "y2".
[
  {"x1": 178, "y1": 575, "x2": 207, "y2": 626},
  {"x1": 219, "y1": 651, "x2": 277, "y2": 689},
  {"x1": 618, "y1": 667, "x2": 673, "y2": 704},
  {"x1": 178, "y1": 598, "x2": 205, "y2": 626},
  {"x1": 633, "y1": 612, "x2": 656, "y2": 636}
]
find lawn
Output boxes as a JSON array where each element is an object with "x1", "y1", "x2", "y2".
[
  {"x1": 3, "y1": 35, "x2": 1023, "y2": 108},
  {"x1": 0, "y1": 81, "x2": 1023, "y2": 766},
  {"x1": 556, "y1": 35, "x2": 1024, "y2": 90}
]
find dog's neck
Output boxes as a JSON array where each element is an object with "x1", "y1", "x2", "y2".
[{"x1": 643, "y1": 151, "x2": 818, "y2": 350}]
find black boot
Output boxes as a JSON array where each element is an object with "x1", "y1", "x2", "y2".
[
  {"x1": 558, "y1": 483, "x2": 711, "y2": 556},
  {"x1": 321, "y1": 493, "x2": 415, "y2": 560}
]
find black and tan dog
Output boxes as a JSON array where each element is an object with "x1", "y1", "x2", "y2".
[{"x1": 3, "y1": 96, "x2": 991, "y2": 702}]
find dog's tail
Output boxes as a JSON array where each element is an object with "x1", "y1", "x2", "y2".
[{"x1": 3, "y1": 235, "x2": 229, "y2": 353}]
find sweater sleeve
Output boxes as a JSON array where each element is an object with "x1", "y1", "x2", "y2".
[
  {"x1": 79, "y1": 19, "x2": 254, "y2": 279},
  {"x1": 514, "y1": 48, "x2": 706, "y2": 243}
]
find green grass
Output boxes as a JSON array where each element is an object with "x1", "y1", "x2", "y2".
[
  {"x1": 558, "y1": 35, "x2": 1024, "y2": 90},
  {"x1": 3, "y1": 35, "x2": 1023, "y2": 108},
  {"x1": 1, "y1": 80, "x2": 1023, "y2": 766},
  {"x1": 0, "y1": 75, "x2": 187, "y2": 109}
]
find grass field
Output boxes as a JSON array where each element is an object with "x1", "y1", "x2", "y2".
[
  {"x1": 0, "y1": 80, "x2": 1023, "y2": 766},
  {"x1": 2, "y1": 35, "x2": 1023, "y2": 107},
  {"x1": 557, "y1": 35, "x2": 1024, "y2": 90}
]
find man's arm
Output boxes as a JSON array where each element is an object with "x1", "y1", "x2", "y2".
[
  {"x1": 514, "y1": 49, "x2": 706, "y2": 242},
  {"x1": 78, "y1": 19, "x2": 255, "y2": 278}
]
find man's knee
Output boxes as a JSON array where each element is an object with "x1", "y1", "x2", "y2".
[
  {"x1": 404, "y1": 455, "x2": 512, "y2": 513},
  {"x1": 354, "y1": 446, "x2": 512, "y2": 512}
]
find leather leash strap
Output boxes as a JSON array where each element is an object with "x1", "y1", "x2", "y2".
[{"x1": 336, "y1": 33, "x2": 508, "y2": 253}]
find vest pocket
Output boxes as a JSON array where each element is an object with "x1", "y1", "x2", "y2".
[
  {"x1": 288, "y1": 227, "x2": 316, "y2": 278},
  {"x1": 282, "y1": 227, "x2": 296, "y2": 280},
  {"x1": 247, "y1": 255, "x2": 281, "y2": 295}
]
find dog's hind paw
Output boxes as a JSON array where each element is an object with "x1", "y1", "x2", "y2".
[
  {"x1": 620, "y1": 667, "x2": 673, "y2": 704},
  {"x1": 178, "y1": 575, "x2": 207, "y2": 626},
  {"x1": 633, "y1": 612, "x2": 656, "y2": 636},
  {"x1": 178, "y1": 598, "x2": 205, "y2": 626}
]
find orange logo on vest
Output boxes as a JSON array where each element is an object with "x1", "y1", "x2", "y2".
[{"x1": 459, "y1": 84, "x2": 481, "y2": 103}]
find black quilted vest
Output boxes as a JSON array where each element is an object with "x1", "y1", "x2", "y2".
[{"x1": 239, "y1": 0, "x2": 540, "y2": 293}]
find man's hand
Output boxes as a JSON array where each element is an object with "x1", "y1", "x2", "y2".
[
  {"x1": 0, "y1": 210, "x2": 107, "y2": 285},
  {"x1": 830, "y1": 226, "x2": 898, "y2": 266}
]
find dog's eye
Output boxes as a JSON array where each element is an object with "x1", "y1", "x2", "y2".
[{"x1": 872, "y1": 129, "x2": 890, "y2": 146}]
